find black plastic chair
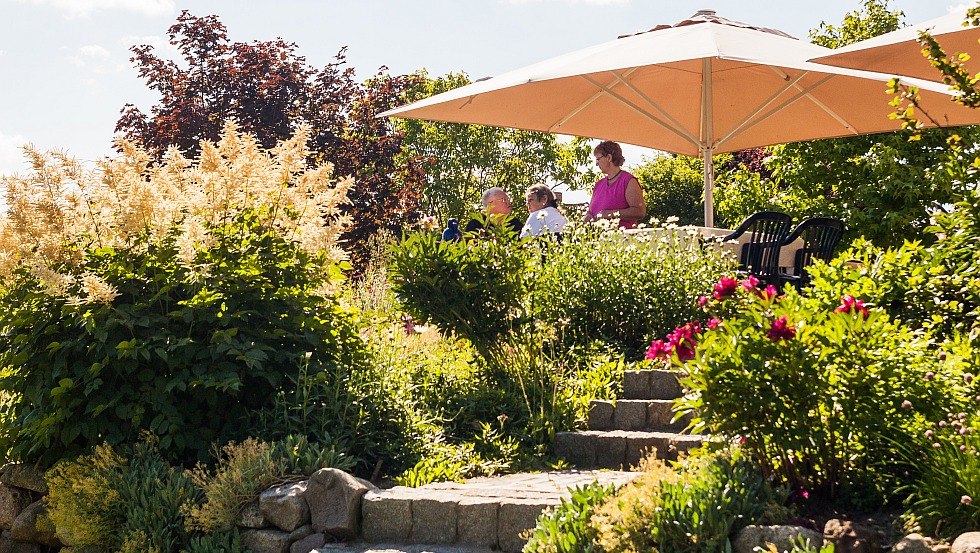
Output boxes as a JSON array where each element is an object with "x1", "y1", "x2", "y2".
[
  {"x1": 778, "y1": 217, "x2": 845, "y2": 290},
  {"x1": 722, "y1": 211, "x2": 793, "y2": 285}
]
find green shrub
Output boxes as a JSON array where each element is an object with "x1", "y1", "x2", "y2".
[
  {"x1": 531, "y1": 222, "x2": 734, "y2": 356},
  {"x1": 592, "y1": 449, "x2": 791, "y2": 553},
  {"x1": 632, "y1": 155, "x2": 706, "y2": 226},
  {"x1": 524, "y1": 481, "x2": 616, "y2": 553},
  {"x1": 389, "y1": 226, "x2": 530, "y2": 357},
  {"x1": 679, "y1": 278, "x2": 951, "y2": 503},
  {"x1": 0, "y1": 211, "x2": 365, "y2": 467}
]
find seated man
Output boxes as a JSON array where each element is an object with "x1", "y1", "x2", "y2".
[{"x1": 464, "y1": 187, "x2": 523, "y2": 236}]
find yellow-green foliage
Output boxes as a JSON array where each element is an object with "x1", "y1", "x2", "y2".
[
  {"x1": 46, "y1": 443, "x2": 126, "y2": 547},
  {"x1": 183, "y1": 438, "x2": 284, "y2": 533},
  {"x1": 591, "y1": 456, "x2": 678, "y2": 553}
]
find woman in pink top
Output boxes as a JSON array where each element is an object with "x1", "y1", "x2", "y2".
[{"x1": 585, "y1": 140, "x2": 646, "y2": 228}]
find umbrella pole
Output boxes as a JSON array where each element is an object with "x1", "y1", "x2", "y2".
[{"x1": 703, "y1": 150, "x2": 714, "y2": 228}]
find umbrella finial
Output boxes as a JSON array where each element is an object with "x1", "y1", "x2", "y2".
[{"x1": 695, "y1": 9, "x2": 717, "y2": 16}]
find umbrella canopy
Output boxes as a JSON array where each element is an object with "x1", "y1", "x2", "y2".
[
  {"x1": 382, "y1": 9, "x2": 980, "y2": 226},
  {"x1": 809, "y1": 8, "x2": 979, "y2": 82}
]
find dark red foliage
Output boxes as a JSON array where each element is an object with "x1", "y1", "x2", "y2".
[
  {"x1": 724, "y1": 147, "x2": 774, "y2": 180},
  {"x1": 115, "y1": 11, "x2": 425, "y2": 270}
]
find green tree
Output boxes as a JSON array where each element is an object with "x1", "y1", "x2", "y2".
[{"x1": 394, "y1": 71, "x2": 596, "y2": 222}]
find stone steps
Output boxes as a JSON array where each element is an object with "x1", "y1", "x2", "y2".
[
  {"x1": 588, "y1": 399, "x2": 692, "y2": 432},
  {"x1": 319, "y1": 545, "x2": 493, "y2": 553},
  {"x1": 352, "y1": 470, "x2": 639, "y2": 553},
  {"x1": 555, "y1": 368, "x2": 706, "y2": 470},
  {"x1": 553, "y1": 430, "x2": 705, "y2": 469}
]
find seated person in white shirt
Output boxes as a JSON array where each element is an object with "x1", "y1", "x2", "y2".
[{"x1": 521, "y1": 184, "x2": 568, "y2": 238}]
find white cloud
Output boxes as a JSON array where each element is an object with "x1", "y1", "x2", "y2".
[
  {"x1": 15, "y1": 0, "x2": 175, "y2": 18},
  {"x1": 0, "y1": 132, "x2": 30, "y2": 178},
  {"x1": 65, "y1": 44, "x2": 125, "y2": 75},
  {"x1": 118, "y1": 34, "x2": 178, "y2": 56}
]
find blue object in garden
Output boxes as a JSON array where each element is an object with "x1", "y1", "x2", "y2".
[{"x1": 442, "y1": 218, "x2": 462, "y2": 241}]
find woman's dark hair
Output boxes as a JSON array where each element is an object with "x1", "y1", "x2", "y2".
[
  {"x1": 594, "y1": 140, "x2": 626, "y2": 166},
  {"x1": 526, "y1": 184, "x2": 558, "y2": 209}
]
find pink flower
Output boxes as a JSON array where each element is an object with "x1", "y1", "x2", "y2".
[
  {"x1": 758, "y1": 284, "x2": 778, "y2": 300},
  {"x1": 707, "y1": 318, "x2": 721, "y2": 330},
  {"x1": 835, "y1": 295, "x2": 869, "y2": 318},
  {"x1": 962, "y1": 495, "x2": 973, "y2": 505},
  {"x1": 713, "y1": 277, "x2": 738, "y2": 300},
  {"x1": 740, "y1": 275, "x2": 760, "y2": 291},
  {"x1": 697, "y1": 295, "x2": 709, "y2": 308},
  {"x1": 901, "y1": 400, "x2": 913, "y2": 410},
  {"x1": 925, "y1": 371, "x2": 935, "y2": 380},
  {"x1": 766, "y1": 316, "x2": 796, "y2": 341},
  {"x1": 645, "y1": 340, "x2": 670, "y2": 361}
]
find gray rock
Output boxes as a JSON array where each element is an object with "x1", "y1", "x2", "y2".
[
  {"x1": 457, "y1": 498, "x2": 498, "y2": 548},
  {"x1": 734, "y1": 524, "x2": 822, "y2": 553},
  {"x1": 622, "y1": 370, "x2": 652, "y2": 400},
  {"x1": 240, "y1": 528, "x2": 291, "y2": 553},
  {"x1": 289, "y1": 532, "x2": 326, "y2": 553},
  {"x1": 588, "y1": 401, "x2": 614, "y2": 430},
  {"x1": 953, "y1": 532, "x2": 980, "y2": 553},
  {"x1": 497, "y1": 498, "x2": 552, "y2": 553},
  {"x1": 260, "y1": 481, "x2": 310, "y2": 532},
  {"x1": 306, "y1": 469, "x2": 375, "y2": 538},
  {"x1": 0, "y1": 465, "x2": 46, "y2": 495},
  {"x1": 553, "y1": 432, "x2": 595, "y2": 468},
  {"x1": 288, "y1": 524, "x2": 315, "y2": 542},
  {"x1": 239, "y1": 499, "x2": 269, "y2": 529},
  {"x1": 410, "y1": 495, "x2": 457, "y2": 544},
  {"x1": 0, "y1": 532, "x2": 40, "y2": 553},
  {"x1": 612, "y1": 400, "x2": 648, "y2": 431},
  {"x1": 360, "y1": 492, "x2": 411, "y2": 543},
  {"x1": 8, "y1": 501, "x2": 59, "y2": 548},
  {"x1": 823, "y1": 519, "x2": 884, "y2": 553},
  {"x1": 0, "y1": 486, "x2": 32, "y2": 530},
  {"x1": 895, "y1": 533, "x2": 934, "y2": 553}
]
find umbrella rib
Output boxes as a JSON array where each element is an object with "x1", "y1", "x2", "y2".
[
  {"x1": 610, "y1": 70, "x2": 702, "y2": 147},
  {"x1": 769, "y1": 66, "x2": 860, "y2": 134},
  {"x1": 581, "y1": 74, "x2": 703, "y2": 150},
  {"x1": 548, "y1": 68, "x2": 639, "y2": 132},
  {"x1": 715, "y1": 72, "x2": 809, "y2": 148},
  {"x1": 718, "y1": 73, "x2": 839, "y2": 147}
]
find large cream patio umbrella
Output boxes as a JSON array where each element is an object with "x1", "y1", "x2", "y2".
[
  {"x1": 382, "y1": 9, "x2": 980, "y2": 227},
  {"x1": 810, "y1": 8, "x2": 979, "y2": 82}
]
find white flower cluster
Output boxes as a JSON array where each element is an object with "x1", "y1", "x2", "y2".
[{"x1": 0, "y1": 121, "x2": 351, "y2": 304}]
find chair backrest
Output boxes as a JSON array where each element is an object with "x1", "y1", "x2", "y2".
[
  {"x1": 784, "y1": 217, "x2": 845, "y2": 278},
  {"x1": 723, "y1": 211, "x2": 793, "y2": 278}
]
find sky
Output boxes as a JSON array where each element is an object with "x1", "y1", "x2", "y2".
[{"x1": 0, "y1": 0, "x2": 968, "y2": 176}]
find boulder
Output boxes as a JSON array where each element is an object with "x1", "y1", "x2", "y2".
[
  {"x1": 259, "y1": 482, "x2": 310, "y2": 532},
  {"x1": 9, "y1": 501, "x2": 59, "y2": 548},
  {"x1": 0, "y1": 532, "x2": 40, "y2": 553},
  {"x1": 287, "y1": 524, "x2": 315, "y2": 542},
  {"x1": 240, "y1": 528, "x2": 291, "y2": 553},
  {"x1": 894, "y1": 533, "x2": 934, "y2": 553},
  {"x1": 289, "y1": 532, "x2": 326, "y2": 553},
  {"x1": 953, "y1": 532, "x2": 980, "y2": 553},
  {"x1": 0, "y1": 465, "x2": 46, "y2": 496},
  {"x1": 305, "y1": 468, "x2": 375, "y2": 538},
  {"x1": 734, "y1": 525, "x2": 823, "y2": 553},
  {"x1": 935, "y1": 545, "x2": 953, "y2": 553},
  {"x1": 0, "y1": 486, "x2": 32, "y2": 530},
  {"x1": 823, "y1": 519, "x2": 884, "y2": 553},
  {"x1": 238, "y1": 499, "x2": 269, "y2": 529}
]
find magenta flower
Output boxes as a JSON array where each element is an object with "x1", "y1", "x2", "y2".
[
  {"x1": 697, "y1": 295, "x2": 709, "y2": 308},
  {"x1": 713, "y1": 277, "x2": 738, "y2": 300},
  {"x1": 707, "y1": 318, "x2": 721, "y2": 330},
  {"x1": 645, "y1": 340, "x2": 670, "y2": 361},
  {"x1": 758, "y1": 284, "x2": 778, "y2": 300},
  {"x1": 740, "y1": 275, "x2": 760, "y2": 291},
  {"x1": 766, "y1": 316, "x2": 796, "y2": 341},
  {"x1": 835, "y1": 295, "x2": 869, "y2": 318}
]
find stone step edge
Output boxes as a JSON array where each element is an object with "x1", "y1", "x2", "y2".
[
  {"x1": 554, "y1": 430, "x2": 706, "y2": 470},
  {"x1": 318, "y1": 543, "x2": 495, "y2": 553},
  {"x1": 623, "y1": 369, "x2": 684, "y2": 400},
  {"x1": 589, "y1": 399, "x2": 693, "y2": 432}
]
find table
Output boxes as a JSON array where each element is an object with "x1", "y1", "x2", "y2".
[{"x1": 624, "y1": 225, "x2": 805, "y2": 275}]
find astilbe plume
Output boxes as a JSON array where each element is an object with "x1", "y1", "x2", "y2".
[{"x1": 0, "y1": 121, "x2": 352, "y2": 303}]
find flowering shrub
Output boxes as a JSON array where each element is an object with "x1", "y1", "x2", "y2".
[
  {"x1": 0, "y1": 125, "x2": 367, "y2": 467},
  {"x1": 676, "y1": 276, "x2": 952, "y2": 503}
]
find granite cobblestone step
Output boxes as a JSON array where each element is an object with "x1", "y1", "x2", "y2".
[
  {"x1": 356, "y1": 470, "x2": 639, "y2": 553},
  {"x1": 622, "y1": 369, "x2": 683, "y2": 400},
  {"x1": 588, "y1": 399, "x2": 692, "y2": 432},
  {"x1": 554, "y1": 430, "x2": 705, "y2": 470}
]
